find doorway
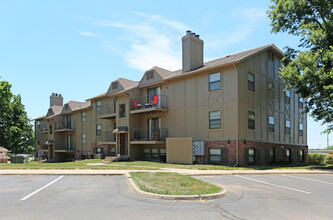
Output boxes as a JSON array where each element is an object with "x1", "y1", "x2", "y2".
[{"x1": 120, "y1": 133, "x2": 126, "y2": 155}]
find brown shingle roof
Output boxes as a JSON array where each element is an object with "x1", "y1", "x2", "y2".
[
  {"x1": 147, "y1": 66, "x2": 174, "y2": 79},
  {"x1": 72, "y1": 101, "x2": 91, "y2": 112},
  {"x1": 51, "y1": 105, "x2": 63, "y2": 116},
  {"x1": 86, "y1": 93, "x2": 107, "y2": 101},
  {"x1": 34, "y1": 115, "x2": 46, "y2": 120},
  {"x1": 117, "y1": 78, "x2": 139, "y2": 90},
  {"x1": 166, "y1": 44, "x2": 283, "y2": 79}
]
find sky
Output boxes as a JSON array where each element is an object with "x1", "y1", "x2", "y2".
[{"x1": 0, "y1": 0, "x2": 331, "y2": 149}]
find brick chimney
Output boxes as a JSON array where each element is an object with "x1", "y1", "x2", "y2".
[
  {"x1": 50, "y1": 93, "x2": 63, "y2": 107},
  {"x1": 182, "y1": 30, "x2": 204, "y2": 72}
]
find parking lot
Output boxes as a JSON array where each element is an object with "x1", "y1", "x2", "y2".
[{"x1": 0, "y1": 174, "x2": 332, "y2": 220}]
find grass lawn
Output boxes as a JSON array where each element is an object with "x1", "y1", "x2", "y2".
[
  {"x1": 130, "y1": 172, "x2": 222, "y2": 195},
  {"x1": 1, "y1": 160, "x2": 332, "y2": 170},
  {"x1": 0, "y1": 159, "x2": 158, "y2": 170}
]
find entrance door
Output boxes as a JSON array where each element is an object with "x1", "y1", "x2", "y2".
[{"x1": 120, "y1": 133, "x2": 126, "y2": 155}]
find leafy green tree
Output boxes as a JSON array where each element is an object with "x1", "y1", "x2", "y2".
[
  {"x1": 268, "y1": 0, "x2": 333, "y2": 133},
  {"x1": 0, "y1": 80, "x2": 34, "y2": 153}
]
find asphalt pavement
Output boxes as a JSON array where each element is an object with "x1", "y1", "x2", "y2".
[{"x1": 0, "y1": 174, "x2": 332, "y2": 220}]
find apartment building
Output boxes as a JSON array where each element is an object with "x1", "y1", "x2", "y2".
[{"x1": 34, "y1": 31, "x2": 307, "y2": 165}]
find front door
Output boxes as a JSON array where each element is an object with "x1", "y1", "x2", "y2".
[{"x1": 120, "y1": 133, "x2": 126, "y2": 155}]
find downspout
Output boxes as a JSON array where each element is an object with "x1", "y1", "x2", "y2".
[{"x1": 233, "y1": 62, "x2": 239, "y2": 167}]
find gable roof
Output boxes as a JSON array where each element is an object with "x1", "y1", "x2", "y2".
[
  {"x1": 34, "y1": 115, "x2": 46, "y2": 120},
  {"x1": 166, "y1": 44, "x2": 283, "y2": 80},
  {"x1": 46, "y1": 105, "x2": 63, "y2": 118},
  {"x1": 106, "y1": 78, "x2": 139, "y2": 95},
  {"x1": 86, "y1": 93, "x2": 107, "y2": 101}
]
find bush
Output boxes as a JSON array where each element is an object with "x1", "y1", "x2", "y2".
[
  {"x1": 325, "y1": 154, "x2": 333, "y2": 165},
  {"x1": 308, "y1": 153, "x2": 325, "y2": 165}
]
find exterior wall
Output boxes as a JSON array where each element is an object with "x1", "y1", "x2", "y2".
[
  {"x1": 164, "y1": 65, "x2": 238, "y2": 141},
  {"x1": 238, "y1": 51, "x2": 307, "y2": 146},
  {"x1": 204, "y1": 140, "x2": 308, "y2": 166}
]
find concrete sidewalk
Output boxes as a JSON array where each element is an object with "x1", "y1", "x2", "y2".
[{"x1": 0, "y1": 168, "x2": 332, "y2": 176}]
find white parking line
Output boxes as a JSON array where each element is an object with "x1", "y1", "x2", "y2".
[
  {"x1": 283, "y1": 175, "x2": 333, "y2": 185},
  {"x1": 234, "y1": 175, "x2": 311, "y2": 194},
  {"x1": 20, "y1": 176, "x2": 64, "y2": 201}
]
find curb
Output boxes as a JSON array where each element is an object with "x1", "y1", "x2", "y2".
[{"x1": 126, "y1": 173, "x2": 227, "y2": 201}]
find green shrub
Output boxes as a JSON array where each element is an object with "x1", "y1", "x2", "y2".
[
  {"x1": 308, "y1": 153, "x2": 325, "y2": 165},
  {"x1": 325, "y1": 154, "x2": 333, "y2": 165}
]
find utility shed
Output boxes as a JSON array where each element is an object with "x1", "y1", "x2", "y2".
[
  {"x1": 166, "y1": 137, "x2": 193, "y2": 165},
  {"x1": 0, "y1": 147, "x2": 10, "y2": 163}
]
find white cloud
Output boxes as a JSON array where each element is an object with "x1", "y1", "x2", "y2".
[
  {"x1": 77, "y1": 31, "x2": 101, "y2": 37},
  {"x1": 205, "y1": 7, "x2": 266, "y2": 52},
  {"x1": 93, "y1": 13, "x2": 186, "y2": 71}
]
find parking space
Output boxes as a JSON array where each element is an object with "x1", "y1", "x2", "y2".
[
  {"x1": 0, "y1": 174, "x2": 332, "y2": 219},
  {"x1": 199, "y1": 174, "x2": 333, "y2": 220}
]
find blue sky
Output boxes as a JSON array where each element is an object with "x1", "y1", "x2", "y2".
[{"x1": 0, "y1": 0, "x2": 331, "y2": 148}]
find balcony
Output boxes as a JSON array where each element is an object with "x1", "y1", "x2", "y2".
[
  {"x1": 37, "y1": 122, "x2": 49, "y2": 134},
  {"x1": 130, "y1": 128, "x2": 168, "y2": 144},
  {"x1": 130, "y1": 95, "x2": 168, "y2": 114},
  {"x1": 40, "y1": 144, "x2": 49, "y2": 151},
  {"x1": 97, "y1": 131, "x2": 116, "y2": 144},
  {"x1": 97, "y1": 104, "x2": 116, "y2": 119},
  {"x1": 54, "y1": 121, "x2": 76, "y2": 132},
  {"x1": 54, "y1": 141, "x2": 76, "y2": 152}
]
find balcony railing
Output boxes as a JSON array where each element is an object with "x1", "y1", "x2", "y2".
[
  {"x1": 37, "y1": 121, "x2": 49, "y2": 133},
  {"x1": 54, "y1": 120, "x2": 76, "y2": 131},
  {"x1": 97, "y1": 131, "x2": 116, "y2": 143},
  {"x1": 131, "y1": 128, "x2": 168, "y2": 141},
  {"x1": 130, "y1": 95, "x2": 168, "y2": 111},
  {"x1": 97, "y1": 104, "x2": 116, "y2": 117},
  {"x1": 55, "y1": 141, "x2": 76, "y2": 151},
  {"x1": 41, "y1": 144, "x2": 49, "y2": 150}
]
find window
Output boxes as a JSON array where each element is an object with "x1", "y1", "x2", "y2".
[
  {"x1": 209, "y1": 72, "x2": 221, "y2": 91},
  {"x1": 248, "y1": 148, "x2": 255, "y2": 163},
  {"x1": 37, "y1": 121, "x2": 41, "y2": 127},
  {"x1": 37, "y1": 137, "x2": 40, "y2": 145},
  {"x1": 119, "y1": 103, "x2": 125, "y2": 118},
  {"x1": 285, "y1": 120, "x2": 291, "y2": 135},
  {"x1": 299, "y1": 123, "x2": 304, "y2": 136},
  {"x1": 96, "y1": 124, "x2": 101, "y2": 136},
  {"x1": 267, "y1": 148, "x2": 275, "y2": 163},
  {"x1": 248, "y1": 111, "x2": 255, "y2": 129},
  {"x1": 285, "y1": 90, "x2": 291, "y2": 104},
  {"x1": 209, "y1": 148, "x2": 228, "y2": 163},
  {"x1": 298, "y1": 149, "x2": 305, "y2": 162},
  {"x1": 146, "y1": 70, "x2": 154, "y2": 80},
  {"x1": 96, "y1": 101, "x2": 102, "y2": 112},
  {"x1": 143, "y1": 148, "x2": 150, "y2": 160},
  {"x1": 269, "y1": 116, "x2": 274, "y2": 132},
  {"x1": 209, "y1": 111, "x2": 221, "y2": 129},
  {"x1": 81, "y1": 112, "x2": 86, "y2": 122},
  {"x1": 82, "y1": 134, "x2": 86, "y2": 144},
  {"x1": 49, "y1": 125, "x2": 52, "y2": 134},
  {"x1": 151, "y1": 149, "x2": 159, "y2": 160},
  {"x1": 245, "y1": 148, "x2": 257, "y2": 164},
  {"x1": 159, "y1": 149, "x2": 166, "y2": 162},
  {"x1": 299, "y1": 97, "x2": 304, "y2": 109},
  {"x1": 111, "y1": 81, "x2": 118, "y2": 90},
  {"x1": 268, "y1": 82, "x2": 274, "y2": 98},
  {"x1": 248, "y1": 72, "x2": 255, "y2": 91},
  {"x1": 284, "y1": 149, "x2": 291, "y2": 163}
]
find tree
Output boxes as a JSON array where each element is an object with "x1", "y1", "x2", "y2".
[
  {"x1": 0, "y1": 80, "x2": 34, "y2": 153},
  {"x1": 268, "y1": 0, "x2": 333, "y2": 133}
]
